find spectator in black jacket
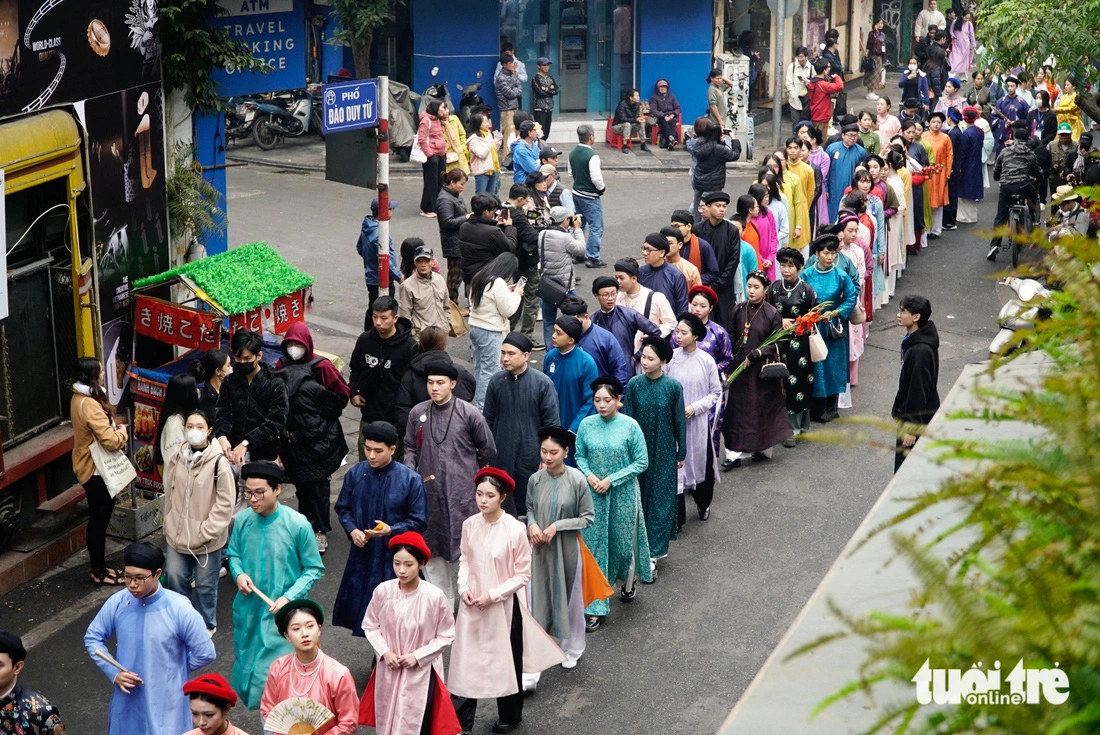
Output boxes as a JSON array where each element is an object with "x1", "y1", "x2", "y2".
[
  {"x1": 436, "y1": 169, "x2": 470, "y2": 303},
  {"x1": 892, "y1": 295, "x2": 940, "y2": 472},
  {"x1": 214, "y1": 329, "x2": 289, "y2": 464},
  {"x1": 458, "y1": 192, "x2": 518, "y2": 285},
  {"x1": 504, "y1": 183, "x2": 541, "y2": 342},
  {"x1": 394, "y1": 326, "x2": 476, "y2": 437},
  {"x1": 349, "y1": 296, "x2": 418, "y2": 461},
  {"x1": 688, "y1": 121, "x2": 741, "y2": 215},
  {"x1": 988, "y1": 127, "x2": 1043, "y2": 260},
  {"x1": 612, "y1": 88, "x2": 648, "y2": 152}
]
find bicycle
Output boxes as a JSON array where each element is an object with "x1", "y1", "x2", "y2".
[{"x1": 1003, "y1": 193, "x2": 1033, "y2": 268}]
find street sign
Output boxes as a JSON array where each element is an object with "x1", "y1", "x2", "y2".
[
  {"x1": 766, "y1": 0, "x2": 798, "y2": 19},
  {"x1": 322, "y1": 79, "x2": 380, "y2": 135}
]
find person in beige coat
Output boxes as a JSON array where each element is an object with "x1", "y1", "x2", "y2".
[
  {"x1": 70, "y1": 357, "x2": 128, "y2": 585},
  {"x1": 162, "y1": 408, "x2": 237, "y2": 634}
]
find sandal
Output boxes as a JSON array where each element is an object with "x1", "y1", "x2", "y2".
[{"x1": 91, "y1": 568, "x2": 125, "y2": 586}]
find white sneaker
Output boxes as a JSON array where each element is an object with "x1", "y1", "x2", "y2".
[
  {"x1": 219, "y1": 566, "x2": 227, "y2": 578},
  {"x1": 316, "y1": 532, "x2": 328, "y2": 554},
  {"x1": 866, "y1": 92, "x2": 880, "y2": 100},
  {"x1": 561, "y1": 658, "x2": 578, "y2": 670},
  {"x1": 522, "y1": 673, "x2": 540, "y2": 691}
]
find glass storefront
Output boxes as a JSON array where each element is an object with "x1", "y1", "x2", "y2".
[{"x1": 501, "y1": 0, "x2": 635, "y2": 115}]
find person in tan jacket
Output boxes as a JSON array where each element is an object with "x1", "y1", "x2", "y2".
[
  {"x1": 70, "y1": 357, "x2": 128, "y2": 585},
  {"x1": 162, "y1": 408, "x2": 237, "y2": 634}
]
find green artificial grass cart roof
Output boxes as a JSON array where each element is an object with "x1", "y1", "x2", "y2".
[{"x1": 134, "y1": 242, "x2": 314, "y2": 314}]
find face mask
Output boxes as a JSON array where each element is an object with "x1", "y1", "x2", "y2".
[
  {"x1": 221, "y1": 364, "x2": 233, "y2": 377},
  {"x1": 909, "y1": 64, "x2": 918, "y2": 72},
  {"x1": 186, "y1": 429, "x2": 209, "y2": 448},
  {"x1": 234, "y1": 360, "x2": 256, "y2": 374},
  {"x1": 287, "y1": 345, "x2": 307, "y2": 361}
]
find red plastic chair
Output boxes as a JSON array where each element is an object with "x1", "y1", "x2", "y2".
[
  {"x1": 650, "y1": 113, "x2": 683, "y2": 145},
  {"x1": 605, "y1": 118, "x2": 632, "y2": 151}
]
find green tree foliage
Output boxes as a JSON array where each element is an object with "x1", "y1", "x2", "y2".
[
  {"x1": 329, "y1": 0, "x2": 400, "y2": 78},
  {"x1": 976, "y1": 0, "x2": 1100, "y2": 120},
  {"x1": 792, "y1": 188, "x2": 1100, "y2": 733},
  {"x1": 166, "y1": 142, "x2": 227, "y2": 251},
  {"x1": 159, "y1": 0, "x2": 270, "y2": 112}
]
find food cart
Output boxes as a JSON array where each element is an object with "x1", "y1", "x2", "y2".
[{"x1": 111, "y1": 242, "x2": 314, "y2": 539}]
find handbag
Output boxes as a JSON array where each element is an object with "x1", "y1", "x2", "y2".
[
  {"x1": 850, "y1": 291, "x2": 867, "y2": 325},
  {"x1": 534, "y1": 231, "x2": 570, "y2": 307},
  {"x1": 410, "y1": 118, "x2": 428, "y2": 164},
  {"x1": 758, "y1": 350, "x2": 790, "y2": 381},
  {"x1": 448, "y1": 300, "x2": 469, "y2": 338},
  {"x1": 861, "y1": 54, "x2": 875, "y2": 73},
  {"x1": 81, "y1": 399, "x2": 136, "y2": 498},
  {"x1": 808, "y1": 328, "x2": 828, "y2": 362},
  {"x1": 827, "y1": 316, "x2": 846, "y2": 341},
  {"x1": 445, "y1": 151, "x2": 459, "y2": 164}
]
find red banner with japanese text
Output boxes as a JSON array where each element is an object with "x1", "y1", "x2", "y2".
[{"x1": 134, "y1": 296, "x2": 221, "y2": 351}]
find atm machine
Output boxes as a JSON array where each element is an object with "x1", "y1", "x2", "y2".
[{"x1": 560, "y1": 25, "x2": 587, "y2": 111}]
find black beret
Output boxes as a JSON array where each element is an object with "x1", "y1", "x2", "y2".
[
  {"x1": 502, "y1": 332, "x2": 534, "y2": 352},
  {"x1": 591, "y1": 276, "x2": 619, "y2": 294},
  {"x1": 702, "y1": 191, "x2": 730, "y2": 205},
  {"x1": 275, "y1": 599, "x2": 324, "y2": 636},
  {"x1": 361, "y1": 421, "x2": 399, "y2": 445},
  {"x1": 424, "y1": 363, "x2": 459, "y2": 380},
  {"x1": 554, "y1": 316, "x2": 583, "y2": 342},
  {"x1": 241, "y1": 460, "x2": 285, "y2": 485},
  {"x1": 614, "y1": 259, "x2": 640, "y2": 277}
]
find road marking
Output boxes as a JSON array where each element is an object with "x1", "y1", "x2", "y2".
[{"x1": 22, "y1": 586, "x2": 115, "y2": 651}]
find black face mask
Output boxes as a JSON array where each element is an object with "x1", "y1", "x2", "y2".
[{"x1": 234, "y1": 360, "x2": 257, "y2": 374}]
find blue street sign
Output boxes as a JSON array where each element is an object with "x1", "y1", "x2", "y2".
[{"x1": 322, "y1": 79, "x2": 380, "y2": 135}]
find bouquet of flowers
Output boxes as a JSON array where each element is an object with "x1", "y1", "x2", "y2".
[{"x1": 725, "y1": 302, "x2": 837, "y2": 386}]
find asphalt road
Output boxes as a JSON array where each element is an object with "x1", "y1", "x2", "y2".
[{"x1": 0, "y1": 164, "x2": 1010, "y2": 734}]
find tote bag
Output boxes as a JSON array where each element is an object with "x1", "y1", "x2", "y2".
[
  {"x1": 81, "y1": 400, "x2": 136, "y2": 498},
  {"x1": 410, "y1": 118, "x2": 429, "y2": 164},
  {"x1": 448, "y1": 300, "x2": 469, "y2": 337},
  {"x1": 808, "y1": 327, "x2": 829, "y2": 363}
]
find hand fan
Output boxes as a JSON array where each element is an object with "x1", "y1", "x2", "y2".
[{"x1": 264, "y1": 697, "x2": 335, "y2": 734}]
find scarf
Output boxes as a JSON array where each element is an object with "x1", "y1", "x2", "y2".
[
  {"x1": 73, "y1": 382, "x2": 93, "y2": 397},
  {"x1": 1074, "y1": 148, "x2": 1088, "y2": 177}
]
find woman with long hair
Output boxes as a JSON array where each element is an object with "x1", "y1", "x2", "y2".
[
  {"x1": 757, "y1": 170, "x2": 790, "y2": 251},
  {"x1": 467, "y1": 253, "x2": 523, "y2": 408},
  {"x1": 884, "y1": 148, "x2": 909, "y2": 302},
  {"x1": 796, "y1": 123, "x2": 831, "y2": 233},
  {"x1": 732, "y1": 193, "x2": 762, "y2": 262},
  {"x1": 948, "y1": 12, "x2": 975, "y2": 78},
  {"x1": 417, "y1": 99, "x2": 448, "y2": 217},
  {"x1": 155, "y1": 374, "x2": 199, "y2": 467},
  {"x1": 833, "y1": 211, "x2": 868, "y2": 393},
  {"x1": 466, "y1": 112, "x2": 502, "y2": 194},
  {"x1": 576, "y1": 376, "x2": 652, "y2": 630},
  {"x1": 190, "y1": 348, "x2": 230, "y2": 420},
  {"x1": 723, "y1": 272, "x2": 791, "y2": 462},
  {"x1": 748, "y1": 183, "x2": 779, "y2": 280},
  {"x1": 162, "y1": 409, "x2": 236, "y2": 633},
  {"x1": 865, "y1": 18, "x2": 887, "y2": 98},
  {"x1": 923, "y1": 46, "x2": 947, "y2": 109},
  {"x1": 1054, "y1": 76, "x2": 1085, "y2": 142},
  {"x1": 70, "y1": 357, "x2": 128, "y2": 585}
]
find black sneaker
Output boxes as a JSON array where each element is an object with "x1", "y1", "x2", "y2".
[
  {"x1": 640, "y1": 142, "x2": 649, "y2": 152},
  {"x1": 622, "y1": 146, "x2": 631, "y2": 154},
  {"x1": 720, "y1": 458, "x2": 741, "y2": 471},
  {"x1": 943, "y1": 224, "x2": 958, "y2": 231},
  {"x1": 619, "y1": 584, "x2": 636, "y2": 602},
  {"x1": 986, "y1": 245, "x2": 998, "y2": 262},
  {"x1": 585, "y1": 615, "x2": 602, "y2": 632},
  {"x1": 585, "y1": 258, "x2": 607, "y2": 268},
  {"x1": 531, "y1": 342, "x2": 546, "y2": 351}
]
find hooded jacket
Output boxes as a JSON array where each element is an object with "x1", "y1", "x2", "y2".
[
  {"x1": 689, "y1": 139, "x2": 742, "y2": 192},
  {"x1": 892, "y1": 320, "x2": 940, "y2": 425},
  {"x1": 349, "y1": 316, "x2": 418, "y2": 423},
  {"x1": 395, "y1": 350, "x2": 477, "y2": 432},
  {"x1": 435, "y1": 186, "x2": 468, "y2": 260},
  {"x1": 275, "y1": 323, "x2": 351, "y2": 482},
  {"x1": 356, "y1": 215, "x2": 402, "y2": 287},
  {"x1": 163, "y1": 439, "x2": 236, "y2": 555},
  {"x1": 648, "y1": 79, "x2": 681, "y2": 119}
]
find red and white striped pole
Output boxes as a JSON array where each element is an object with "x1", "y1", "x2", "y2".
[{"x1": 377, "y1": 76, "x2": 391, "y2": 290}]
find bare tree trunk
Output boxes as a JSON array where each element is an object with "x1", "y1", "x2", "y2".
[
  {"x1": 1079, "y1": 92, "x2": 1100, "y2": 131},
  {"x1": 352, "y1": 31, "x2": 373, "y2": 79}
]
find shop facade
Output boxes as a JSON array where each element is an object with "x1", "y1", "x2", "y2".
[{"x1": 0, "y1": 0, "x2": 172, "y2": 585}]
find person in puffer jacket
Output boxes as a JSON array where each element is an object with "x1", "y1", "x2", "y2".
[
  {"x1": 687, "y1": 121, "x2": 741, "y2": 215},
  {"x1": 648, "y1": 78, "x2": 682, "y2": 150},
  {"x1": 538, "y1": 206, "x2": 587, "y2": 345},
  {"x1": 162, "y1": 408, "x2": 237, "y2": 633},
  {"x1": 275, "y1": 322, "x2": 351, "y2": 553}
]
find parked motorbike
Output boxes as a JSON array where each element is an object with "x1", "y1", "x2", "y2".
[
  {"x1": 225, "y1": 96, "x2": 259, "y2": 143},
  {"x1": 251, "y1": 88, "x2": 325, "y2": 150},
  {"x1": 457, "y1": 71, "x2": 489, "y2": 127},
  {"x1": 989, "y1": 276, "x2": 1053, "y2": 356},
  {"x1": 417, "y1": 67, "x2": 456, "y2": 117}
]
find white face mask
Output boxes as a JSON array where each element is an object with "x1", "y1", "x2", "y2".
[
  {"x1": 186, "y1": 429, "x2": 209, "y2": 448},
  {"x1": 221, "y1": 363, "x2": 233, "y2": 377},
  {"x1": 909, "y1": 64, "x2": 918, "y2": 72},
  {"x1": 287, "y1": 345, "x2": 307, "y2": 361}
]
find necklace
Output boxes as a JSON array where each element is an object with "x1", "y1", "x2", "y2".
[
  {"x1": 814, "y1": 262, "x2": 834, "y2": 274},
  {"x1": 781, "y1": 279, "x2": 800, "y2": 294},
  {"x1": 290, "y1": 649, "x2": 325, "y2": 697},
  {"x1": 430, "y1": 400, "x2": 457, "y2": 446},
  {"x1": 742, "y1": 301, "x2": 764, "y2": 342}
]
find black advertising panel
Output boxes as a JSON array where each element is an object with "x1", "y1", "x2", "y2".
[{"x1": 0, "y1": 0, "x2": 160, "y2": 119}]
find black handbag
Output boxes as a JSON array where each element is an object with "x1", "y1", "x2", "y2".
[
  {"x1": 759, "y1": 359, "x2": 790, "y2": 381},
  {"x1": 860, "y1": 54, "x2": 875, "y2": 73},
  {"x1": 827, "y1": 316, "x2": 846, "y2": 341},
  {"x1": 535, "y1": 231, "x2": 570, "y2": 307}
]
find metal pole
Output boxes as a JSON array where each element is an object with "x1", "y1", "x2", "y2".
[
  {"x1": 772, "y1": 0, "x2": 785, "y2": 149},
  {"x1": 377, "y1": 76, "x2": 391, "y2": 291}
]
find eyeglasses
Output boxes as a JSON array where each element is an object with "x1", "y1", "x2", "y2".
[
  {"x1": 642, "y1": 246, "x2": 659, "y2": 254},
  {"x1": 245, "y1": 489, "x2": 270, "y2": 500},
  {"x1": 124, "y1": 573, "x2": 154, "y2": 585}
]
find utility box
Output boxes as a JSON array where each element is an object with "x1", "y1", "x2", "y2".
[{"x1": 325, "y1": 128, "x2": 379, "y2": 189}]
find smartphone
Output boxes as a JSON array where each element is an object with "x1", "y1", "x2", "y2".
[{"x1": 517, "y1": 276, "x2": 528, "y2": 289}]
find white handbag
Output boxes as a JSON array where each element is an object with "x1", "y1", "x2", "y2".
[
  {"x1": 410, "y1": 118, "x2": 429, "y2": 164},
  {"x1": 81, "y1": 399, "x2": 136, "y2": 498},
  {"x1": 808, "y1": 328, "x2": 828, "y2": 363}
]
